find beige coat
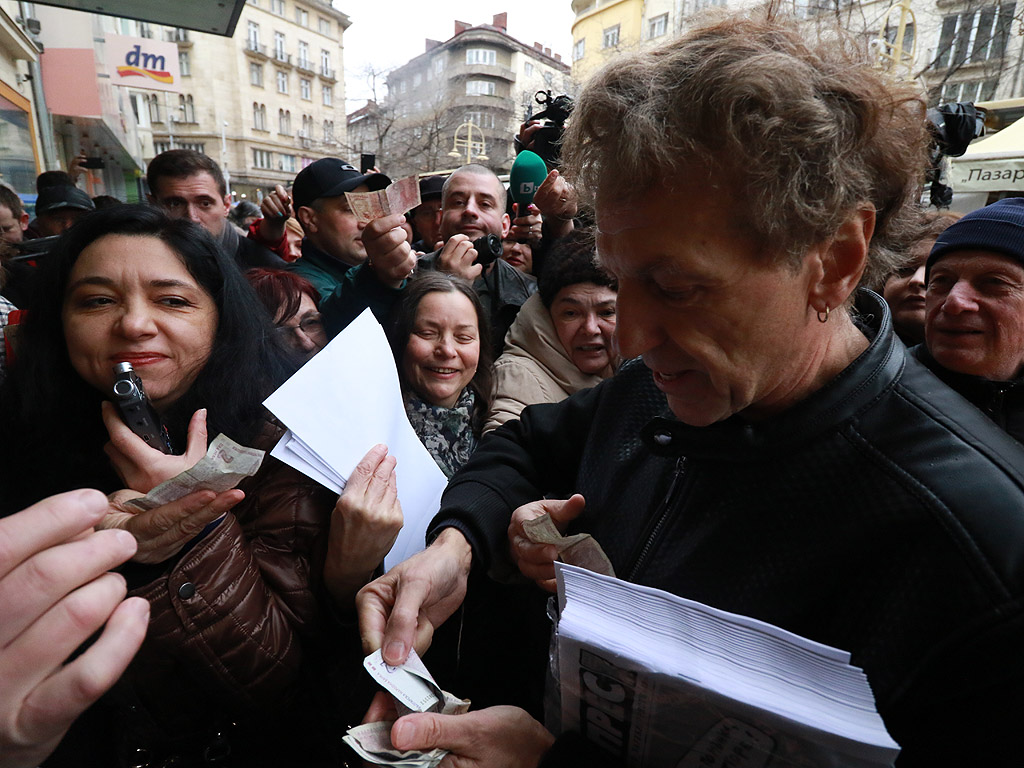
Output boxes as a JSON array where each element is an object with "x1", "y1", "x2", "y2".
[{"x1": 485, "y1": 292, "x2": 612, "y2": 433}]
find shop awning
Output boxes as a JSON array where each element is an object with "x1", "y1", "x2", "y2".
[
  {"x1": 27, "y1": 0, "x2": 246, "y2": 36},
  {"x1": 950, "y1": 116, "x2": 1024, "y2": 193}
]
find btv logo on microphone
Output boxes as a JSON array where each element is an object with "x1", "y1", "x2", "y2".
[
  {"x1": 517, "y1": 181, "x2": 538, "y2": 196},
  {"x1": 117, "y1": 45, "x2": 172, "y2": 83}
]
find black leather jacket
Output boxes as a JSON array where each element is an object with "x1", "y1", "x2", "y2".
[
  {"x1": 911, "y1": 344, "x2": 1024, "y2": 445},
  {"x1": 433, "y1": 291, "x2": 1024, "y2": 767}
]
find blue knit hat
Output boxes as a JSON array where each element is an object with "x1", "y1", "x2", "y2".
[{"x1": 927, "y1": 197, "x2": 1024, "y2": 279}]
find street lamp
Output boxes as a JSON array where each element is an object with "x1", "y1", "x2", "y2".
[{"x1": 448, "y1": 120, "x2": 488, "y2": 165}]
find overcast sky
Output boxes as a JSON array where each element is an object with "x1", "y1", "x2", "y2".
[{"x1": 341, "y1": 2, "x2": 577, "y2": 109}]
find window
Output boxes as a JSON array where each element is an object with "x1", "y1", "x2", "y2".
[
  {"x1": 572, "y1": 39, "x2": 585, "y2": 61},
  {"x1": 935, "y1": 5, "x2": 1016, "y2": 69},
  {"x1": 179, "y1": 51, "x2": 191, "y2": 77},
  {"x1": 179, "y1": 94, "x2": 195, "y2": 122},
  {"x1": 323, "y1": 120, "x2": 335, "y2": 141},
  {"x1": 298, "y1": 40, "x2": 310, "y2": 68},
  {"x1": 279, "y1": 108, "x2": 291, "y2": 134},
  {"x1": 323, "y1": 84, "x2": 333, "y2": 105},
  {"x1": 940, "y1": 78, "x2": 999, "y2": 104},
  {"x1": 295, "y1": 7, "x2": 308, "y2": 26},
  {"x1": 883, "y1": 21, "x2": 915, "y2": 60},
  {"x1": 277, "y1": 70, "x2": 289, "y2": 93},
  {"x1": 466, "y1": 79, "x2": 496, "y2": 96},
  {"x1": 139, "y1": 22, "x2": 153, "y2": 39},
  {"x1": 274, "y1": 32, "x2": 286, "y2": 59},
  {"x1": 464, "y1": 111, "x2": 495, "y2": 129},
  {"x1": 155, "y1": 141, "x2": 172, "y2": 154},
  {"x1": 301, "y1": 114, "x2": 313, "y2": 136},
  {"x1": 524, "y1": 62, "x2": 533, "y2": 77},
  {"x1": 465, "y1": 48, "x2": 497, "y2": 65},
  {"x1": 413, "y1": 72, "x2": 422, "y2": 87},
  {"x1": 543, "y1": 71, "x2": 553, "y2": 86},
  {"x1": 247, "y1": 21, "x2": 260, "y2": 48},
  {"x1": 321, "y1": 50, "x2": 333, "y2": 77},
  {"x1": 300, "y1": 78, "x2": 311, "y2": 99},
  {"x1": 602, "y1": 25, "x2": 620, "y2": 49},
  {"x1": 165, "y1": 27, "x2": 189, "y2": 43},
  {"x1": 434, "y1": 57, "x2": 444, "y2": 74},
  {"x1": 319, "y1": 17, "x2": 331, "y2": 35},
  {"x1": 250, "y1": 62, "x2": 264, "y2": 87},
  {"x1": 253, "y1": 102, "x2": 267, "y2": 131},
  {"x1": 399, "y1": 80, "x2": 407, "y2": 94},
  {"x1": 649, "y1": 13, "x2": 668, "y2": 38},
  {"x1": 271, "y1": 0, "x2": 284, "y2": 13},
  {"x1": 148, "y1": 94, "x2": 161, "y2": 123},
  {"x1": 280, "y1": 154, "x2": 297, "y2": 172},
  {"x1": 253, "y1": 149, "x2": 273, "y2": 169}
]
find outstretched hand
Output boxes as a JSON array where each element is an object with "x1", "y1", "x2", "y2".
[
  {"x1": 0, "y1": 490, "x2": 149, "y2": 768},
  {"x1": 508, "y1": 494, "x2": 586, "y2": 592}
]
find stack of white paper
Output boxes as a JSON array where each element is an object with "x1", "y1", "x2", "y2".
[
  {"x1": 263, "y1": 310, "x2": 449, "y2": 569},
  {"x1": 554, "y1": 563, "x2": 900, "y2": 768}
]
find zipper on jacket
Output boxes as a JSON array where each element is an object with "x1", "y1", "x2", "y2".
[{"x1": 626, "y1": 456, "x2": 688, "y2": 582}]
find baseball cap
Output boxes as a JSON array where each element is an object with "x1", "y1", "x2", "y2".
[
  {"x1": 35, "y1": 185, "x2": 95, "y2": 216},
  {"x1": 291, "y1": 158, "x2": 389, "y2": 210}
]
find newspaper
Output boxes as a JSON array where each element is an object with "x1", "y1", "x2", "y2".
[
  {"x1": 126, "y1": 434, "x2": 264, "y2": 512},
  {"x1": 344, "y1": 649, "x2": 470, "y2": 767},
  {"x1": 551, "y1": 564, "x2": 901, "y2": 768},
  {"x1": 522, "y1": 513, "x2": 615, "y2": 577},
  {"x1": 345, "y1": 175, "x2": 421, "y2": 223}
]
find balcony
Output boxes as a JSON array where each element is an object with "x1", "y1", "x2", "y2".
[
  {"x1": 446, "y1": 63, "x2": 516, "y2": 83},
  {"x1": 245, "y1": 41, "x2": 268, "y2": 59},
  {"x1": 296, "y1": 58, "x2": 315, "y2": 74},
  {"x1": 319, "y1": 64, "x2": 336, "y2": 82},
  {"x1": 274, "y1": 51, "x2": 293, "y2": 67}
]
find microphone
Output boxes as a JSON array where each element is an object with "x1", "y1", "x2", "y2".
[{"x1": 508, "y1": 150, "x2": 548, "y2": 210}]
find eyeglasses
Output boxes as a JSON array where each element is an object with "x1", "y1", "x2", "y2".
[{"x1": 277, "y1": 314, "x2": 324, "y2": 336}]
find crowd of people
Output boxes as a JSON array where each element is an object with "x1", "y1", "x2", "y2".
[{"x1": 2, "y1": 7, "x2": 1024, "y2": 768}]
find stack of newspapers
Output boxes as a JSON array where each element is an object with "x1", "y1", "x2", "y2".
[{"x1": 552, "y1": 564, "x2": 900, "y2": 768}]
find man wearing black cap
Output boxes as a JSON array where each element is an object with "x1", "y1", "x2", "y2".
[
  {"x1": 409, "y1": 175, "x2": 445, "y2": 252},
  {"x1": 911, "y1": 197, "x2": 1024, "y2": 444},
  {"x1": 33, "y1": 185, "x2": 95, "y2": 237},
  {"x1": 288, "y1": 158, "x2": 418, "y2": 335}
]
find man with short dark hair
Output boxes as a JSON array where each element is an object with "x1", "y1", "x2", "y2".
[
  {"x1": 912, "y1": 198, "x2": 1024, "y2": 444},
  {"x1": 33, "y1": 185, "x2": 95, "y2": 238},
  {"x1": 409, "y1": 175, "x2": 445, "y2": 252},
  {"x1": 147, "y1": 149, "x2": 285, "y2": 270}
]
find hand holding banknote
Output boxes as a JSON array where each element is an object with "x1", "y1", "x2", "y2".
[{"x1": 363, "y1": 213, "x2": 417, "y2": 288}]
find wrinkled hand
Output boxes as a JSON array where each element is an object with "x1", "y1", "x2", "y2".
[
  {"x1": 391, "y1": 706, "x2": 554, "y2": 768},
  {"x1": 102, "y1": 403, "x2": 208, "y2": 494},
  {"x1": 325, "y1": 444, "x2": 404, "y2": 606},
  {"x1": 363, "y1": 214, "x2": 417, "y2": 288},
  {"x1": 436, "y1": 235, "x2": 482, "y2": 282},
  {"x1": 0, "y1": 490, "x2": 149, "y2": 768},
  {"x1": 508, "y1": 494, "x2": 586, "y2": 592},
  {"x1": 101, "y1": 488, "x2": 243, "y2": 564},
  {"x1": 357, "y1": 528, "x2": 472, "y2": 665},
  {"x1": 258, "y1": 184, "x2": 292, "y2": 241},
  {"x1": 533, "y1": 171, "x2": 577, "y2": 238},
  {"x1": 508, "y1": 203, "x2": 543, "y2": 247}
]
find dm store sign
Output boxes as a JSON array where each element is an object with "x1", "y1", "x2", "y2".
[{"x1": 106, "y1": 35, "x2": 180, "y2": 94}]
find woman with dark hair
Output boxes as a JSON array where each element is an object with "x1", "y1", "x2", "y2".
[
  {"x1": 485, "y1": 230, "x2": 617, "y2": 432},
  {"x1": 247, "y1": 267, "x2": 327, "y2": 362},
  {"x1": 0, "y1": 204, "x2": 401, "y2": 765},
  {"x1": 387, "y1": 272, "x2": 492, "y2": 477}
]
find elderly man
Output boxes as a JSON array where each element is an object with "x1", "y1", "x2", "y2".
[
  {"x1": 356, "y1": 11, "x2": 1024, "y2": 768},
  {"x1": 911, "y1": 199, "x2": 1024, "y2": 443},
  {"x1": 146, "y1": 149, "x2": 285, "y2": 271}
]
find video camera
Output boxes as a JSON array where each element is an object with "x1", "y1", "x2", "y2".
[
  {"x1": 926, "y1": 102, "x2": 986, "y2": 208},
  {"x1": 525, "y1": 90, "x2": 574, "y2": 167}
]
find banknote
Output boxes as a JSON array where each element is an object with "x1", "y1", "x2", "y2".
[
  {"x1": 126, "y1": 434, "x2": 265, "y2": 512},
  {"x1": 343, "y1": 722, "x2": 445, "y2": 768},
  {"x1": 345, "y1": 175, "x2": 422, "y2": 223},
  {"x1": 522, "y1": 513, "x2": 616, "y2": 577}
]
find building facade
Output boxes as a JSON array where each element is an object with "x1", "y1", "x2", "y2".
[
  {"x1": 371, "y1": 13, "x2": 571, "y2": 177},
  {"x1": 0, "y1": 2, "x2": 43, "y2": 195},
  {"x1": 139, "y1": 0, "x2": 350, "y2": 200}
]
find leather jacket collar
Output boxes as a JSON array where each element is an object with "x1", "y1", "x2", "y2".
[{"x1": 641, "y1": 289, "x2": 900, "y2": 461}]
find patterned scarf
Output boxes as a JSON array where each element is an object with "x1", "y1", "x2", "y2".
[{"x1": 404, "y1": 388, "x2": 478, "y2": 478}]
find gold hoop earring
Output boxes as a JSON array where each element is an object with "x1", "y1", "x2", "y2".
[{"x1": 817, "y1": 306, "x2": 830, "y2": 323}]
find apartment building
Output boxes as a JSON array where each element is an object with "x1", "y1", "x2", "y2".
[{"x1": 376, "y1": 13, "x2": 571, "y2": 176}]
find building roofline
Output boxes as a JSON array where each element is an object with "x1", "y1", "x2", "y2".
[{"x1": 391, "y1": 22, "x2": 570, "y2": 75}]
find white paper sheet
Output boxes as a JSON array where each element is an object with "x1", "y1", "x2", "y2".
[{"x1": 264, "y1": 310, "x2": 449, "y2": 569}]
